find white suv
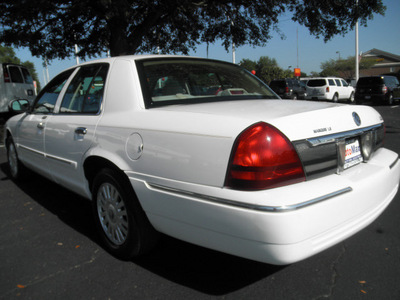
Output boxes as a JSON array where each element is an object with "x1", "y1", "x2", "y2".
[
  {"x1": 306, "y1": 77, "x2": 355, "y2": 103},
  {"x1": 0, "y1": 63, "x2": 36, "y2": 117}
]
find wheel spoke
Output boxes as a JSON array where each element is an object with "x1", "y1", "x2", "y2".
[{"x1": 96, "y1": 182, "x2": 129, "y2": 246}]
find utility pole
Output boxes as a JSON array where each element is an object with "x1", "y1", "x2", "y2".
[{"x1": 355, "y1": 0, "x2": 359, "y2": 82}]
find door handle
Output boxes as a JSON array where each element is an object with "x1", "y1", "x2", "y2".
[
  {"x1": 37, "y1": 122, "x2": 45, "y2": 129},
  {"x1": 75, "y1": 127, "x2": 87, "y2": 135}
]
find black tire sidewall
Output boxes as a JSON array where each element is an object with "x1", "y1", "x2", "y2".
[{"x1": 92, "y1": 169, "x2": 142, "y2": 260}]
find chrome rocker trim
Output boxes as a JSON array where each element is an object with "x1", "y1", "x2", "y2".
[{"x1": 147, "y1": 183, "x2": 353, "y2": 213}]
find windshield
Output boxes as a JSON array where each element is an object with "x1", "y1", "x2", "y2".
[{"x1": 137, "y1": 58, "x2": 277, "y2": 108}]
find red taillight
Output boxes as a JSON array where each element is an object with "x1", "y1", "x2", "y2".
[
  {"x1": 326, "y1": 86, "x2": 330, "y2": 93},
  {"x1": 3, "y1": 70, "x2": 10, "y2": 83},
  {"x1": 285, "y1": 87, "x2": 290, "y2": 94},
  {"x1": 382, "y1": 85, "x2": 387, "y2": 94},
  {"x1": 225, "y1": 122, "x2": 305, "y2": 190}
]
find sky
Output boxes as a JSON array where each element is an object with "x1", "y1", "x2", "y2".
[{"x1": 13, "y1": 0, "x2": 400, "y2": 88}]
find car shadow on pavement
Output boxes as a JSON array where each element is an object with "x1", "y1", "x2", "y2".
[{"x1": 0, "y1": 161, "x2": 284, "y2": 295}]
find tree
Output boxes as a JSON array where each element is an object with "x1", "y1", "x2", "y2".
[
  {"x1": 240, "y1": 56, "x2": 299, "y2": 84},
  {"x1": 0, "y1": 1, "x2": 386, "y2": 61},
  {"x1": 320, "y1": 56, "x2": 376, "y2": 78},
  {"x1": 0, "y1": 45, "x2": 41, "y2": 90}
]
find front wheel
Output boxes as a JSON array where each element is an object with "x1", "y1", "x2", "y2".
[
  {"x1": 6, "y1": 137, "x2": 27, "y2": 180},
  {"x1": 92, "y1": 168, "x2": 159, "y2": 260}
]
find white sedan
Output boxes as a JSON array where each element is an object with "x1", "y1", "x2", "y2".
[{"x1": 4, "y1": 56, "x2": 400, "y2": 265}]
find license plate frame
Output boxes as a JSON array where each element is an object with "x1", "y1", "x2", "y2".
[
  {"x1": 344, "y1": 138, "x2": 363, "y2": 169},
  {"x1": 337, "y1": 137, "x2": 364, "y2": 173}
]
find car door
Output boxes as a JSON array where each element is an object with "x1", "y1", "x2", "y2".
[
  {"x1": 44, "y1": 64, "x2": 109, "y2": 194},
  {"x1": 389, "y1": 77, "x2": 400, "y2": 99},
  {"x1": 15, "y1": 69, "x2": 74, "y2": 178},
  {"x1": 341, "y1": 79, "x2": 352, "y2": 99}
]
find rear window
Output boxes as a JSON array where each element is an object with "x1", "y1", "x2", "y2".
[
  {"x1": 269, "y1": 81, "x2": 286, "y2": 88},
  {"x1": 21, "y1": 68, "x2": 33, "y2": 84},
  {"x1": 307, "y1": 79, "x2": 326, "y2": 87},
  {"x1": 357, "y1": 77, "x2": 384, "y2": 86},
  {"x1": 8, "y1": 66, "x2": 24, "y2": 83},
  {"x1": 137, "y1": 58, "x2": 277, "y2": 108}
]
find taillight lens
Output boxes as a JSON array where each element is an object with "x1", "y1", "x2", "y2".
[
  {"x1": 4, "y1": 70, "x2": 10, "y2": 83},
  {"x1": 382, "y1": 85, "x2": 387, "y2": 94},
  {"x1": 285, "y1": 87, "x2": 290, "y2": 94},
  {"x1": 225, "y1": 122, "x2": 305, "y2": 190},
  {"x1": 326, "y1": 86, "x2": 330, "y2": 93}
]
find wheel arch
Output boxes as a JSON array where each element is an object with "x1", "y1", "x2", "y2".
[{"x1": 84, "y1": 155, "x2": 131, "y2": 197}]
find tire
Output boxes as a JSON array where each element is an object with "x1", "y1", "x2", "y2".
[
  {"x1": 387, "y1": 93, "x2": 394, "y2": 105},
  {"x1": 6, "y1": 137, "x2": 27, "y2": 180},
  {"x1": 292, "y1": 94, "x2": 298, "y2": 100},
  {"x1": 92, "y1": 168, "x2": 159, "y2": 260},
  {"x1": 348, "y1": 92, "x2": 355, "y2": 104},
  {"x1": 332, "y1": 93, "x2": 339, "y2": 103}
]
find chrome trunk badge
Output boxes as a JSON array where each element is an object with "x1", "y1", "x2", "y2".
[{"x1": 352, "y1": 112, "x2": 361, "y2": 126}]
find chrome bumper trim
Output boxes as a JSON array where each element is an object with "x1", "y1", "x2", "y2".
[
  {"x1": 147, "y1": 183, "x2": 353, "y2": 213},
  {"x1": 390, "y1": 155, "x2": 399, "y2": 169}
]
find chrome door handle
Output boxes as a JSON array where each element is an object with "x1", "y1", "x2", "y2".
[{"x1": 75, "y1": 127, "x2": 87, "y2": 135}]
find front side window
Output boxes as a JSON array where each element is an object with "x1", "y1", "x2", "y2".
[
  {"x1": 335, "y1": 79, "x2": 341, "y2": 86},
  {"x1": 137, "y1": 58, "x2": 277, "y2": 108},
  {"x1": 32, "y1": 69, "x2": 74, "y2": 113},
  {"x1": 60, "y1": 64, "x2": 109, "y2": 114}
]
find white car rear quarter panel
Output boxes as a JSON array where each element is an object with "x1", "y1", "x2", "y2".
[{"x1": 129, "y1": 148, "x2": 399, "y2": 264}]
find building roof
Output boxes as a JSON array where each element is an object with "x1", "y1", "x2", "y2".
[{"x1": 362, "y1": 48, "x2": 400, "y2": 63}]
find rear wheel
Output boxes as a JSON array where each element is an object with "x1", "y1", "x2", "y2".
[
  {"x1": 348, "y1": 92, "x2": 355, "y2": 104},
  {"x1": 332, "y1": 93, "x2": 339, "y2": 103},
  {"x1": 92, "y1": 168, "x2": 159, "y2": 260},
  {"x1": 387, "y1": 93, "x2": 394, "y2": 105}
]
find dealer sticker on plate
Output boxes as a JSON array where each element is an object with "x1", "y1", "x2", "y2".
[{"x1": 344, "y1": 138, "x2": 363, "y2": 169}]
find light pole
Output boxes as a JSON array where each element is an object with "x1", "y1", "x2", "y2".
[{"x1": 355, "y1": 0, "x2": 359, "y2": 82}]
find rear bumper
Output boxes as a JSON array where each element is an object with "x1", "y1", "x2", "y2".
[
  {"x1": 355, "y1": 93, "x2": 387, "y2": 103},
  {"x1": 128, "y1": 148, "x2": 400, "y2": 265}
]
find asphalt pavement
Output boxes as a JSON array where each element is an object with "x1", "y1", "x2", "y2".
[{"x1": 1, "y1": 105, "x2": 400, "y2": 299}]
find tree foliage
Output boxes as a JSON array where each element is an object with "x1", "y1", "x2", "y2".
[
  {"x1": 320, "y1": 56, "x2": 376, "y2": 78},
  {"x1": 0, "y1": 0, "x2": 386, "y2": 61},
  {"x1": 240, "y1": 56, "x2": 299, "y2": 84},
  {"x1": 0, "y1": 45, "x2": 41, "y2": 90}
]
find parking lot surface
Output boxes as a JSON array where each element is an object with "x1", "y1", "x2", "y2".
[{"x1": 1, "y1": 105, "x2": 400, "y2": 299}]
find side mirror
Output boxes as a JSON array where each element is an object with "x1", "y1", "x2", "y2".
[{"x1": 8, "y1": 99, "x2": 30, "y2": 114}]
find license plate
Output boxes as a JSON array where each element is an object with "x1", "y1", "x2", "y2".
[{"x1": 344, "y1": 138, "x2": 363, "y2": 169}]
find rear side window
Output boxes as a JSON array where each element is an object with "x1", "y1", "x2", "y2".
[
  {"x1": 328, "y1": 79, "x2": 336, "y2": 86},
  {"x1": 307, "y1": 79, "x2": 326, "y2": 87},
  {"x1": 60, "y1": 64, "x2": 109, "y2": 114},
  {"x1": 8, "y1": 66, "x2": 24, "y2": 83},
  {"x1": 334, "y1": 79, "x2": 341, "y2": 86}
]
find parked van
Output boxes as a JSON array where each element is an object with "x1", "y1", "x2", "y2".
[{"x1": 0, "y1": 63, "x2": 36, "y2": 117}]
